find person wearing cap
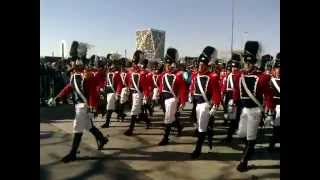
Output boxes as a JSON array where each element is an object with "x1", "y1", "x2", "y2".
[
  {"x1": 148, "y1": 60, "x2": 162, "y2": 115},
  {"x1": 117, "y1": 57, "x2": 129, "y2": 122},
  {"x1": 265, "y1": 52, "x2": 280, "y2": 152},
  {"x1": 123, "y1": 50, "x2": 152, "y2": 136},
  {"x1": 221, "y1": 60, "x2": 232, "y2": 125},
  {"x1": 232, "y1": 41, "x2": 273, "y2": 172},
  {"x1": 100, "y1": 57, "x2": 124, "y2": 128},
  {"x1": 50, "y1": 60, "x2": 109, "y2": 163},
  {"x1": 189, "y1": 46, "x2": 221, "y2": 158},
  {"x1": 221, "y1": 54, "x2": 243, "y2": 143},
  {"x1": 140, "y1": 58, "x2": 154, "y2": 122},
  {"x1": 157, "y1": 48, "x2": 187, "y2": 145},
  {"x1": 260, "y1": 54, "x2": 273, "y2": 75}
]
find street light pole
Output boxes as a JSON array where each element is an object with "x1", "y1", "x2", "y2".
[{"x1": 231, "y1": 0, "x2": 235, "y2": 58}]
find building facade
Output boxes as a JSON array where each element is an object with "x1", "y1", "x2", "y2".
[{"x1": 136, "y1": 28, "x2": 165, "y2": 61}]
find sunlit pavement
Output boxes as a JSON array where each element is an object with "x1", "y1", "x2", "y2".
[{"x1": 40, "y1": 104, "x2": 280, "y2": 180}]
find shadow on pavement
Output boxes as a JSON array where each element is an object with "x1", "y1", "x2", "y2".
[{"x1": 40, "y1": 104, "x2": 75, "y2": 122}]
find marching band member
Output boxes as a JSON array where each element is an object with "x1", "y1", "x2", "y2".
[
  {"x1": 233, "y1": 41, "x2": 273, "y2": 172},
  {"x1": 50, "y1": 60, "x2": 108, "y2": 163},
  {"x1": 123, "y1": 50, "x2": 152, "y2": 136},
  {"x1": 100, "y1": 58, "x2": 124, "y2": 128},
  {"x1": 266, "y1": 52, "x2": 280, "y2": 152},
  {"x1": 157, "y1": 48, "x2": 187, "y2": 145},
  {"x1": 189, "y1": 46, "x2": 221, "y2": 158}
]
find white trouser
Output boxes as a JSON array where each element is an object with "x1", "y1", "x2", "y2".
[
  {"x1": 152, "y1": 88, "x2": 159, "y2": 100},
  {"x1": 164, "y1": 97, "x2": 178, "y2": 124},
  {"x1": 131, "y1": 92, "x2": 143, "y2": 116},
  {"x1": 73, "y1": 103, "x2": 92, "y2": 133},
  {"x1": 274, "y1": 105, "x2": 280, "y2": 127},
  {"x1": 120, "y1": 87, "x2": 129, "y2": 104},
  {"x1": 196, "y1": 102, "x2": 210, "y2": 132},
  {"x1": 237, "y1": 107, "x2": 262, "y2": 140},
  {"x1": 106, "y1": 93, "x2": 116, "y2": 110}
]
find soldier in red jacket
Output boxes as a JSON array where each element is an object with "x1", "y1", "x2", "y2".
[
  {"x1": 51, "y1": 60, "x2": 108, "y2": 163},
  {"x1": 148, "y1": 61, "x2": 161, "y2": 114},
  {"x1": 100, "y1": 59, "x2": 124, "y2": 128},
  {"x1": 221, "y1": 60, "x2": 232, "y2": 124},
  {"x1": 189, "y1": 46, "x2": 221, "y2": 158},
  {"x1": 157, "y1": 48, "x2": 187, "y2": 146},
  {"x1": 234, "y1": 41, "x2": 273, "y2": 172},
  {"x1": 222, "y1": 54, "x2": 243, "y2": 143},
  {"x1": 266, "y1": 52, "x2": 280, "y2": 152},
  {"x1": 124, "y1": 50, "x2": 152, "y2": 136},
  {"x1": 118, "y1": 58, "x2": 129, "y2": 121}
]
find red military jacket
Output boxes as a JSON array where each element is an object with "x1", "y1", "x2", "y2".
[
  {"x1": 223, "y1": 70, "x2": 242, "y2": 101},
  {"x1": 233, "y1": 69, "x2": 273, "y2": 110},
  {"x1": 103, "y1": 70, "x2": 124, "y2": 95},
  {"x1": 189, "y1": 71, "x2": 221, "y2": 106},
  {"x1": 265, "y1": 74, "x2": 280, "y2": 110},
  {"x1": 158, "y1": 70, "x2": 187, "y2": 105},
  {"x1": 125, "y1": 66, "x2": 152, "y2": 98},
  {"x1": 57, "y1": 72, "x2": 91, "y2": 105},
  {"x1": 221, "y1": 71, "x2": 230, "y2": 95}
]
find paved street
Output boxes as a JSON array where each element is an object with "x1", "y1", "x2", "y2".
[{"x1": 40, "y1": 104, "x2": 280, "y2": 180}]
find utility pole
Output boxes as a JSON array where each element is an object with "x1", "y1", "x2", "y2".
[{"x1": 231, "y1": 0, "x2": 235, "y2": 57}]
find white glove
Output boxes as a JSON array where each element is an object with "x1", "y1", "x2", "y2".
[
  {"x1": 209, "y1": 106, "x2": 217, "y2": 117},
  {"x1": 47, "y1": 97, "x2": 56, "y2": 107},
  {"x1": 115, "y1": 94, "x2": 120, "y2": 101},
  {"x1": 264, "y1": 111, "x2": 275, "y2": 127},
  {"x1": 228, "y1": 99, "x2": 234, "y2": 106},
  {"x1": 188, "y1": 94, "x2": 193, "y2": 103},
  {"x1": 143, "y1": 96, "x2": 148, "y2": 105},
  {"x1": 100, "y1": 88, "x2": 104, "y2": 92}
]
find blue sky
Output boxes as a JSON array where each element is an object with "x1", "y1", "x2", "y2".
[{"x1": 40, "y1": 0, "x2": 279, "y2": 59}]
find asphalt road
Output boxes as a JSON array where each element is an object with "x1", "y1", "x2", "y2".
[{"x1": 40, "y1": 104, "x2": 280, "y2": 180}]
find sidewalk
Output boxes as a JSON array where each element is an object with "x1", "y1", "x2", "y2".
[{"x1": 40, "y1": 104, "x2": 280, "y2": 180}]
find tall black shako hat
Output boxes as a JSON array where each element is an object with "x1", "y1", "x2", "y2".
[
  {"x1": 273, "y1": 52, "x2": 280, "y2": 68},
  {"x1": 198, "y1": 46, "x2": 216, "y2": 65},
  {"x1": 260, "y1": 54, "x2": 273, "y2": 70},
  {"x1": 164, "y1": 48, "x2": 178, "y2": 64},
  {"x1": 133, "y1": 50, "x2": 143, "y2": 65},
  {"x1": 119, "y1": 57, "x2": 127, "y2": 67},
  {"x1": 230, "y1": 53, "x2": 241, "y2": 68},
  {"x1": 243, "y1": 41, "x2": 260, "y2": 64},
  {"x1": 226, "y1": 60, "x2": 232, "y2": 71}
]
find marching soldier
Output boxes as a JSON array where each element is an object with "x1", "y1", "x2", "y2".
[
  {"x1": 149, "y1": 61, "x2": 161, "y2": 113},
  {"x1": 189, "y1": 46, "x2": 221, "y2": 158},
  {"x1": 140, "y1": 59, "x2": 154, "y2": 119},
  {"x1": 221, "y1": 60, "x2": 233, "y2": 124},
  {"x1": 233, "y1": 41, "x2": 273, "y2": 172},
  {"x1": 157, "y1": 48, "x2": 187, "y2": 145},
  {"x1": 118, "y1": 57, "x2": 129, "y2": 121},
  {"x1": 266, "y1": 52, "x2": 280, "y2": 152},
  {"x1": 100, "y1": 58, "x2": 124, "y2": 128},
  {"x1": 222, "y1": 54, "x2": 243, "y2": 143},
  {"x1": 123, "y1": 50, "x2": 152, "y2": 136},
  {"x1": 50, "y1": 60, "x2": 108, "y2": 163}
]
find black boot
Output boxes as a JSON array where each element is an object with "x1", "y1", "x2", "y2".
[
  {"x1": 89, "y1": 126, "x2": 109, "y2": 150},
  {"x1": 237, "y1": 140, "x2": 256, "y2": 172},
  {"x1": 61, "y1": 133, "x2": 83, "y2": 163},
  {"x1": 173, "y1": 119, "x2": 183, "y2": 136},
  {"x1": 101, "y1": 110, "x2": 113, "y2": 128},
  {"x1": 268, "y1": 126, "x2": 280, "y2": 152},
  {"x1": 124, "y1": 115, "x2": 137, "y2": 136},
  {"x1": 118, "y1": 103, "x2": 126, "y2": 122},
  {"x1": 193, "y1": 128, "x2": 199, "y2": 137},
  {"x1": 158, "y1": 124, "x2": 172, "y2": 146},
  {"x1": 191, "y1": 132, "x2": 206, "y2": 159}
]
